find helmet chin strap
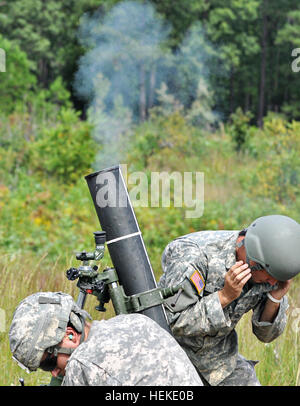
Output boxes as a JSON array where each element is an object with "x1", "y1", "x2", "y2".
[
  {"x1": 49, "y1": 315, "x2": 86, "y2": 357},
  {"x1": 51, "y1": 347, "x2": 75, "y2": 356}
]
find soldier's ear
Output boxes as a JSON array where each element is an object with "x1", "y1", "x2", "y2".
[{"x1": 64, "y1": 327, "x2": 80, "y2": 345}]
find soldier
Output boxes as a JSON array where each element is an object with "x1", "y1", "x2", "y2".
[
  {"x1": 9, "y1": 291, "x2": 203, "y2": 386},
  {"x1": 158, "y1": 214, "x2": 300, "y2": 386}
]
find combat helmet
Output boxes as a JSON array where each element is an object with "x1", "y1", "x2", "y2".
[
  {"x1": 9, "y1": 292, "x2": 91, "y2": 372},
  {"x1": 244, "y1": 215, "x2": 300, "y2": 281}
]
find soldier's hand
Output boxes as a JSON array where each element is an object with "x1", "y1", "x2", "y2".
[
  {"x1": 218, "y1": 261, "x2": 251, "y2": 308},
  {"x1": 269, "y1": 279, "x2": 291, "y2": 301}
]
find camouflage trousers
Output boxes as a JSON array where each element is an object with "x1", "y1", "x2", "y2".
[
  {"x1": 218, "y1": 354, "x2": 261, "y2": 386},
  {"x1": 200, "y1": 354, "x2": 261, "y2": 386}
]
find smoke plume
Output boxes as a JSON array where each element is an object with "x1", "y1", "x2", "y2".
[{"x1": 74, "y1": 1, "x2": 215, "y2": 169}]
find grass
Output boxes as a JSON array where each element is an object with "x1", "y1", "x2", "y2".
[{"x1": 236, "y1": 274, "x2": 300, "y2": 386}]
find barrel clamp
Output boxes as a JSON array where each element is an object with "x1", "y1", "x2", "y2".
[{"x1": 66, "y1": 231, "x2": 183, "y2": 314}]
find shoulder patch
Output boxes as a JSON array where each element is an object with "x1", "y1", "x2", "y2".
[{"x1": 190, "y1": 270, "x2": 205, "y2": 294}]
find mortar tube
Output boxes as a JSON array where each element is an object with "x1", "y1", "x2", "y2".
[{"x1": 85, "y1": 165, "x2": 171, "y2": 334}]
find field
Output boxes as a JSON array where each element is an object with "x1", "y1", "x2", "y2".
[{"x1": 1, "y1": 110, "x2": 300, "y2": 386}]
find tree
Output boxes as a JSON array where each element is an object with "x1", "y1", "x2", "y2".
[
  {"x1": 275, "y1": 4, "x2": 300, "y2": 120},
  {"x1": 0, "y1": 0, "x2": 102, "y2": 89},
  {"x1": 151, "y1": 0, "x2": 209, "y2": 47},
  {"x1": 0, "y1": 35, "x2": 36, "y2": 115},
  {"x1": 205, "y1": 0, "x2": 260, "y2": 119},
  {"x1": 254, "y1": 0, "x2": 300, "y2": 126}
]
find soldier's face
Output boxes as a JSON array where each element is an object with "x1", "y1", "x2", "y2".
[
  {"x1": 50, "y1": 351, "x2": 70, "y2": 378},
  {"x1": 237, "y1": 241, "x2": 278, "y2": 286},
  {"x1": 250, "y1": 268, "x2": 278, "y2": 286},
  {"x1": 40, "y1": 327, "x2": 80, "y2": 378},
  {"x1": 40, "y1": 346, "x2": 71, "y2": 378}
]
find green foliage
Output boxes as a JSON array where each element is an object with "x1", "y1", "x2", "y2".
[
  {"x1": 2, "y1": 0, "x2": 300, "y2": 124},
  {"x1": 227, "y1": 107, "x2": 253, "y2": 151},
  {"x1": 151, "y1": 0, "x2": 209, "y2": 46},
  {"x1": 243, "y1": 115, "x2": 300, "y2": 206},
  {"x1": 0, "y1": 0, "x2": 102, "y2": 86},
  {"x1": 0, "y1": 172, "x2": 99, "y2": 257},
  {"x1": 127, "y1": 111, "x2": 201, "y2": 172},
  {"x1": 276, "y1": 8, "x2": 300, "y2": 47},
  {"x1": 0, "y1": 35, "x2": 36, "y2": 114},
  {"x1": 46, "y1": 77, "x2": 72, "y2": 108},
  {"x1": 0, "y1": 105, "x2": 99, "y2": 257},
  {"x1": 22, "y1": 77, "x2": 73, "y2": 124},
  {"x1": 207, "y1": 0, "x2": 260, "y2": 68},
  {"x1": 30, "y1": 108, "x2": 97, "y2": 183}
]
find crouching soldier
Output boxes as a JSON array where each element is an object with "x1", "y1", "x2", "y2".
[
  {"x1": 9, "y1": 291, "x2": 203, "y2": 386},
  {"x1": 158, "y1": 215, "x2": 300, "y2": 386}
]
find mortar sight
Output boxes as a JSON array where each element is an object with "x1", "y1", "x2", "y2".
[{"x1": 94, "y1": 231, "x2": 106, "y2": 245}]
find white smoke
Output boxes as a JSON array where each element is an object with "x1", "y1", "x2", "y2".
[{"x1": 74, "y1": 1, "x2": 215, "y2": 169}]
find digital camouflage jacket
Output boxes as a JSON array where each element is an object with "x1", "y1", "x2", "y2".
[
  {"x1": 158, "y1": 230, "x2": 289, "y2": 385},
  {"x1": 62, "y1": 313, "x2": 203, "y2": 386}
]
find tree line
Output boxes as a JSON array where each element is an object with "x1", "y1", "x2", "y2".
[{"x1": 1, "y1": 0, "x2": 300, "y2": 126}]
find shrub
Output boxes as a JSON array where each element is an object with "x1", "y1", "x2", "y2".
[
  {"x1": 243, "y1": 116, "x2": 300, "y2": 206},
  {"x1": 227, "y1": 107, "x2": 253, "y2": 152},
  {"x1": 30, "y1": 108, "x2": 98, "y2": 183}
]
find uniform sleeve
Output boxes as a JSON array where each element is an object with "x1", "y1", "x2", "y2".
[
  {"x1": 251, "y1": 295, "x2": 289, "y2": 343},
  {"x1": 62, "y1": 358, "x2": 121, "y2": 386},
  {"x1": 171, "y1": 291, "x2": 231, "y2": 337},
  {"x1": 160, "y1": 238, "x2": 231, "y2": 338}
]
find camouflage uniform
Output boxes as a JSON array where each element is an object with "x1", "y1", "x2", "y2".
[
  {"x1": 158, "y1": 230, "x2": 289, "y2": 386},
  {"x1": 10, "y1": 292, "x2": 203, "y2": 386},
  {"x1": 62, "y1": 313, "x2": 203, "y2": 386}
]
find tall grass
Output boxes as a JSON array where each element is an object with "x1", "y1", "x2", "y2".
[
  {"x1": 239, "y1": 273, "x2": 300, "y2": 385},
  {"x1": 236, "y1": 279, "x2": 300, "y2": 386}
]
